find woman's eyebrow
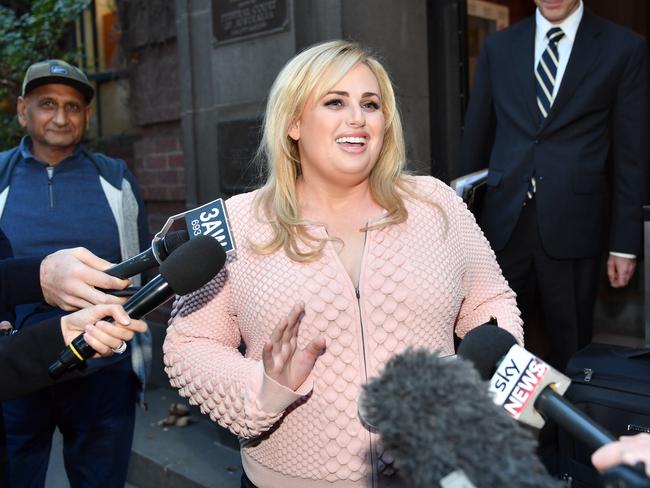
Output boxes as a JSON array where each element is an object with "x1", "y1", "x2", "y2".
[{"x1": 325, "y1": 90, "x2": 380, "y2": 98}]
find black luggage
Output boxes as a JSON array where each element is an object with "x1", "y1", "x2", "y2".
[{"x1": 558, "y1": 207, "x2": 650, "y2": 487}]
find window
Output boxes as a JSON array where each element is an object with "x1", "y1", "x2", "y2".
[{"x1": 75, "y1": 0, "x2": 136, "y2": 138}]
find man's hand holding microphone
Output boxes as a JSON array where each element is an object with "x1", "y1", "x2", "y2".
[{"x1": 40, "y1": 247, "x2": 132, "y2": 311}]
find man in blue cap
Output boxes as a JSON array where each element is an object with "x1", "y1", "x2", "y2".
[{"x1": 0, "y1": 59, "x2": 150, "y2": 488}]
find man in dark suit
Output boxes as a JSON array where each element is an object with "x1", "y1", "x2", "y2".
[{"x1": 458, "y1": 0, "x2": 648, "y2": 371}]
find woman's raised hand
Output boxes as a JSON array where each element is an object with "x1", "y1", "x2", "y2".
[{"x1": 262, "y1": 302, "x2": 326, "y2": 391}]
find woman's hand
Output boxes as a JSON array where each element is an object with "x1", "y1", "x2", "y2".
[
  {"x1": 262, "y1": 302, "x2": 326, "y2": 391},
  {"x1": 60, "y1": 304, "x2": 148, "y2": 357}
]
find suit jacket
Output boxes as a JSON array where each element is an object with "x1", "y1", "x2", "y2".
[{"x1": 458, "y1": 11, "x2": 649, "y2": 259}]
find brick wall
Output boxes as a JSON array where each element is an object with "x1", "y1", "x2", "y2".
[{"x1": 133, "y1": 122, "x2": 187, "y2": 235}]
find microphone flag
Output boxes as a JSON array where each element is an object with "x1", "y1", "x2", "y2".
[
  {"x1": 183, "y1": 198, "x2": 235, "y2": 253},
  {"x1": 489, "y1": 344, "x2": 570, "y2": 429},
  {"x1": 153, "y1": 197, "x2": 236, "y2": 256}
]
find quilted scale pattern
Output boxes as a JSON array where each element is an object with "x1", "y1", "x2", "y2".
[{"x1": 164, "y1": 175, "x2": 523, "y2": 487}]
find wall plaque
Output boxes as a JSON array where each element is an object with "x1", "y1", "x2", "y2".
[{"x1": 212, "y1": 0, "x2": 289, "y2": 44}]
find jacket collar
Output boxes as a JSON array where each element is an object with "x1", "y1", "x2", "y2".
[{"x1": 511, "y1": 17, "x2": 539, "y2": 128}]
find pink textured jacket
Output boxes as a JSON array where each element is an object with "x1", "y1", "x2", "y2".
[{"x1": 164, "y1": 176, "x2": 523, "y2": 487}]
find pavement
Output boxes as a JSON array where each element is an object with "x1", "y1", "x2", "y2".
[{"x1": 126, "y1": 385, "x2": 242, "y2": 488}]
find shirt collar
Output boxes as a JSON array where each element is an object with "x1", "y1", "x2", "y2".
[
  {"x1": 535, "y1": 0, "x2": 583, "y2": 45},
  {"x1": 19, "y1": 135, "x2": 82, "y2": 166}
]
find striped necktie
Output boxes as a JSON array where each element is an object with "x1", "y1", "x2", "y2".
[{"x1": 536, "y1": 27, "x2": 565, "y2": 119}]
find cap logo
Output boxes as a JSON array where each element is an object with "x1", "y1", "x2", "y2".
[{"x1": 50, "y1": 65, "x2": 68, "y2": 75}]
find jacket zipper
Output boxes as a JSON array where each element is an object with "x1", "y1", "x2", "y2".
[
  {"x1": 355, "y1": 229, "x2": 377, "y2": 488},
  {"x1": 355, "y1": 284, "x2": 377, "y2": 488},
  {"x1": 46, "y1": 166, "x2": 54, "y2": 208},
  {"x1": 356, "y1": 229, "x2": 370, "y2": 383}
]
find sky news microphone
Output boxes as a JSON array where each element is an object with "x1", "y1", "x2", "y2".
[
  {"x1": 359, "y1": 349, "x2": 561, "y2": 488},
  {"x1": 48, "y1": 235, "x2": 226, "y2": 379},
  {"x1": 104, "y1": 229, "x2": 190, "y2": 279},
  {"x1": 458, "y1": 325, "x2": 613, "y2": 449},
  {"x1": 458, "y1": 325, "x2": 650, "y2": 487}
]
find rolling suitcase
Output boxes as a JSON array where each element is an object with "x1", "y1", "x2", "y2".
[{"x1": 558, "y1": 207, "x2": 650, "y2": 487}]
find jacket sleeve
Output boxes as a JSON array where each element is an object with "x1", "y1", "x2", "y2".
[
  {"x1": 454, "y1": 195, "x2": 524, "y2": 344},
  {"x1": 0, "y1": 257, "x2": 43, "y2": 312},
  {"x1": 163, "y1": 264, "x2": 311, "y2": 439},
  {"x1": 609, "y1": 38, "x2": 649, "y2": 255},
  {"x1": 0, "y1": 317, "x2": 71, "y2": 400},
  {"x1": 0, "y1": 228, "x2": 43, "y2": 313},
  {"x1": 457, "y1": 41, "x2": 496, "y2": 179}
]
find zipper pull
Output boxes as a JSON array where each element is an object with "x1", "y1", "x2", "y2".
[
  {"x1": 355, "y1": 287, "x2": 360, "y2": 299},
  {"x1": 583, "y1": 368, "x2": 593, "y2": 383},
  {"x1": 46, "y1": 166, "x2": 54, "y2": 208}
]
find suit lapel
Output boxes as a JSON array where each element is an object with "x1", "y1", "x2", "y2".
[
  {"x1": 511, "y1": 18, "x2": 538, "y2": 127},
  {"x1": 540, "y1": 11, "x2": 601, "y2": 131}
]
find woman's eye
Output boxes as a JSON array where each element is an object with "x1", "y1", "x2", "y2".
[
  {"x1": 363, "y1": 101, "x2": 380, "y2": 111},
  {"x1": 324, "y1": 98, "x2": 343, "y2": 108}
]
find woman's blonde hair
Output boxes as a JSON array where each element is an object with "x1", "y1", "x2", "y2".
[{"x1": 254, "y1": 39, "x2": 425, "y2": 261}]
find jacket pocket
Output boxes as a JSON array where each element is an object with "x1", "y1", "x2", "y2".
[
  {"x1": 573, "y1": 173, "x2": 607, "y2": 194},
  {"x1": 486, "y1": 170, "x2": 503, "y2": 187}
]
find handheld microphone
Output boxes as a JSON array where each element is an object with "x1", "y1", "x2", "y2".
[
  {"x1": 359, "y1": 349, "x2": 562, "y2": 488},
  {"x1": 48, "y1": 235, "x2": 226, "y2": 379},
  {"x1": 105, "y1": 229, "x2": 190, "y2": 279},
  {"x1": 458, "y1": 325, "x2": 650, "y2": 487},
  {"x1": 458, "y1": 325, "x2": 611, "y2": 447}
]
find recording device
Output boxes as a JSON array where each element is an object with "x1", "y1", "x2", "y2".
[
  {"x1": 48, "y1": 235, "x2": 227, "y2": 379},
  {"x1": 458, "y1": 325, "x2": 650, "y2": 487},
  {"x1": 359, "y1": 349, "x2": 561, "y2": 488},
  {"x1": 104, "y1": 229, "x2": 190, "y2": 279}
]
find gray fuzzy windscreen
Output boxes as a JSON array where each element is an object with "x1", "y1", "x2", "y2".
[{"x1": 360, "y1": 349, "x2": 565, "y2": 488}]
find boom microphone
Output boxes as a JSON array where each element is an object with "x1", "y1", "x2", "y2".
[
  {"x1": 359, "y1": 349, "x2": 562, "y2": 488},
  {"x1": 48, "y1": 235, "x2": 226, "y2": 379},
  {"x1": 105, "y1": 229, "x2": 190, "y2": 279}
]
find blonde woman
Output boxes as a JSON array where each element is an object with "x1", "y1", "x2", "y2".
[{"x1": 164, "y1": 40, "x2": 523, "y2": 488}]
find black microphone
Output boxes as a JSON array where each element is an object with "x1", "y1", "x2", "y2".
[
  {"x1": 105, "y1": 229, "x2": 190, "y2": 279},
  {"x1": 48, "y1": 235, "x2": 226, "y2": 379},
  {"x1": 458, "y1": 325, "x2": 614, "y2": 448},
  {"x1": 458, "y1": 325, "x2": 650, "y2": 487},
  {"x1": 359, "y1": 349, "x2": 562, "y2": 488}
]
